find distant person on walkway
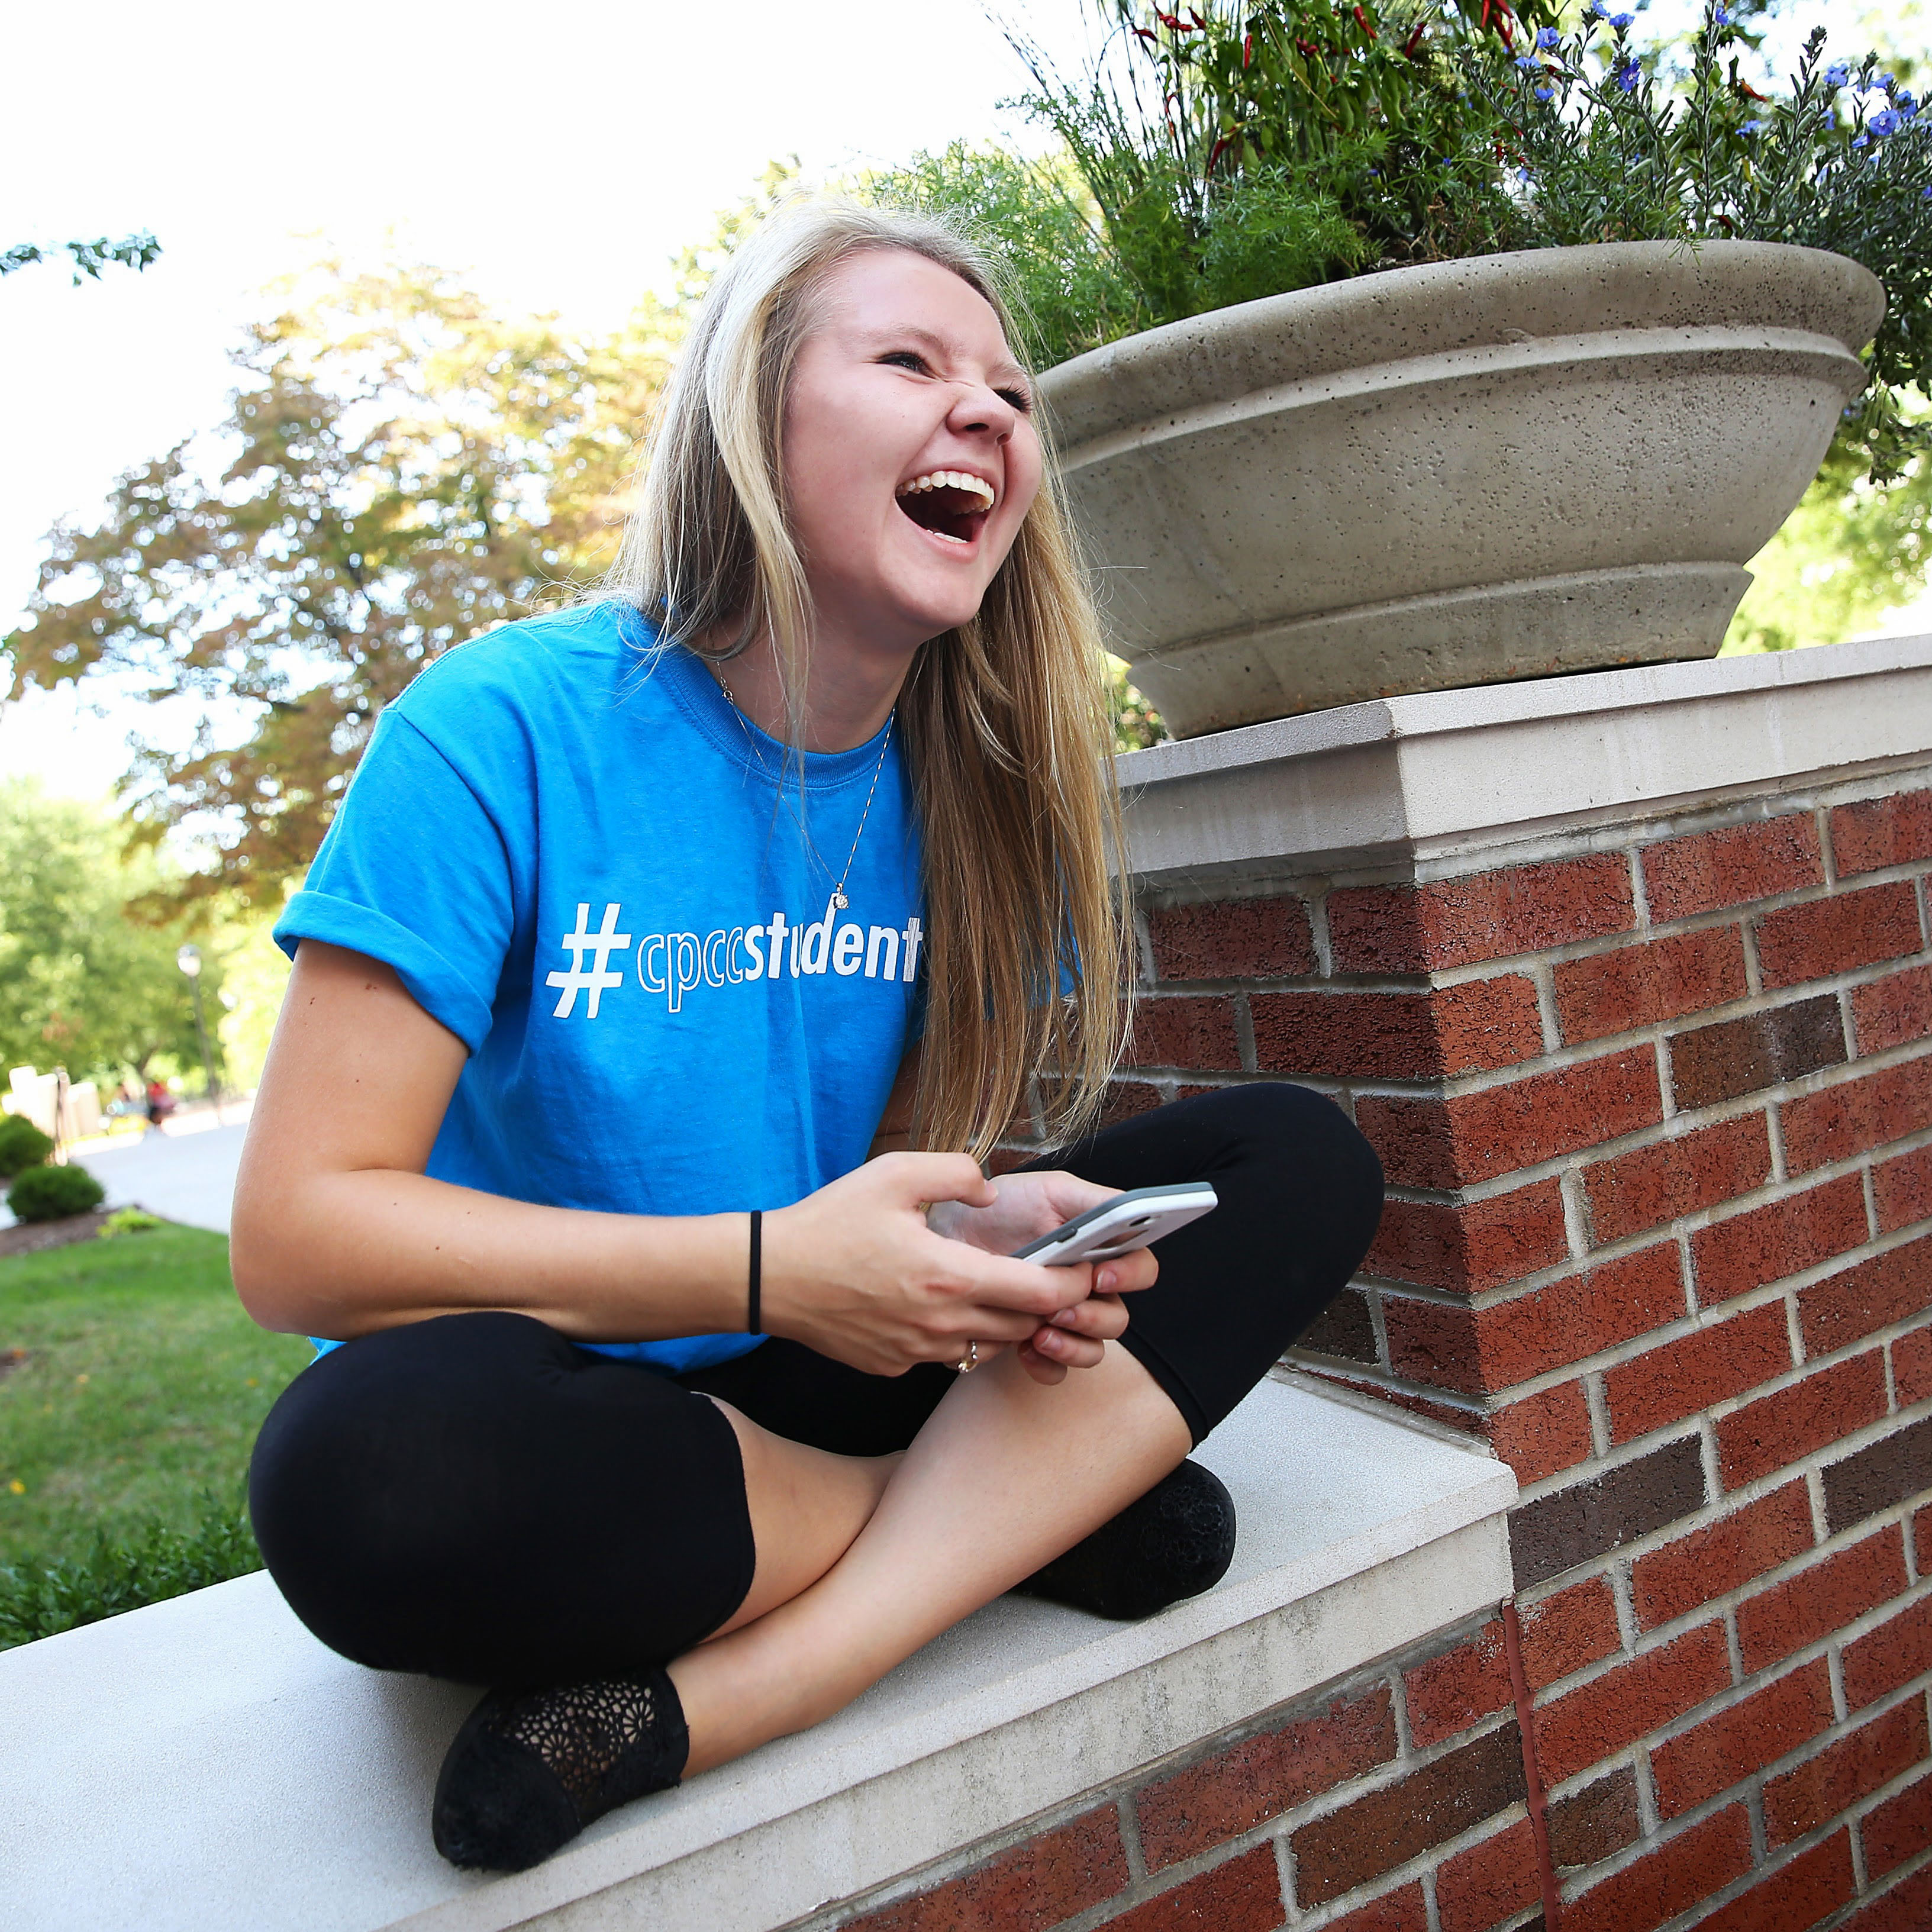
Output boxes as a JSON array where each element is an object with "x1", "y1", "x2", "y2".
[
  {"x1": 233, "y1": 201, "x2": 1385, "y2": 1874},
  {"x1": 144, "y1": 1079, "x2": 175, "y2": 1130}
]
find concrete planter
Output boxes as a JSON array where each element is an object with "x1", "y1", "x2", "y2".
[{"x1": 1039, "y1": 240, "x2": 1884, "y2": 736}]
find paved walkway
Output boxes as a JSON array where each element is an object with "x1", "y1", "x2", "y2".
[{"x1": 69, "y1": 1101, "x2": 253, "y2": 1236}]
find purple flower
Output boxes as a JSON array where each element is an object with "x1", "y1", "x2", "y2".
[
  {"x1": 1870, "y1": 108, "x2": 1902, "y2": 137},
  {"x1": 1824, "y1": 60, "x2": 1852, "y2": 88},
  {"x1": 1536, "y1": 83, "x2": 1554, "y2": 99},
  {"x1": 1852, "y1": 133, "x2": 1870, "y2": 148},
  {"x1": 1615, "y1": 58, "x2": 1641, "y2": 91},
  {"x1": 1740, "y1": 118, "x2": 1766, "y2": 134},
  {"x1": 1515, "y1": 52, "x2": 1538, "y2": 68},
  {"x1": 1536, "y1": 25, "x2": 1560, "y2": 49},
  {"x1": 1923, "y1": 183, "x2": 1932, "y2": 198},
  {"x1": 1878, "y1": 72, "x2": 1896, "y2": 92},
  {"x1": 1611, "y1": 11, "x2": 1634, "y2": 25},
  {"x1": 1516, "y1": 166, "x2": 1533, "y2": 182},
  {"x1": 1713, "y1": 2, "x2": 1730, "y2": 22}
]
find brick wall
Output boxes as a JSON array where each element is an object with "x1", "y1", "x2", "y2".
[{"x1": 814, "y1": 773, "x2": 1932, "y2": 1932}]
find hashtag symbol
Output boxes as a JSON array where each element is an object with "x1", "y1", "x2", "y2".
[{"x1": 547, "y1": 902, "x2": 632, "y2": 1018}]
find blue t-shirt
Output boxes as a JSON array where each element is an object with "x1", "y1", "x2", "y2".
[{"x1": 274, "y1": 601, "x2": 924, "y2": 1371}]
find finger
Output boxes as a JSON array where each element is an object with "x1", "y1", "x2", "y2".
[
  {"x1": 1092, "y1": 1250, "x2": 1159, "y2": 1296},
  {"x1": 940, "y1": 1307, "x2": 1044, "y2": 1349},
  {"x1": 1046, "y1": 1293, "x2": 1130, "y2": 1341},
  {"x1": 947, "y1": 1253, "x2": 1098, "y2": 1317},
  {"x1": 1017, "y1": 1340, "x2": 1068, "y2": 1385},
  {"x1": 1027, "y1": 1323, "x2": 1106, "y2": 1370},
  {"x1": 883, "y1": 1150, "x2": 995, "y2": 1210}
]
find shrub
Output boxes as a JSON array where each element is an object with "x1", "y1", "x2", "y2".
[
  {"x1": 0, "y1": 1115, "x2": 54, "y2": 1179},
  {"x1": 0, "y1": 1494, "x2": 262, "y2": 1650},
  {"x1": 7, "y1": 1162, "x2": 106, "y2": 1224},
  {"x1": 98, "y1": 1207, "x2": 165, "y2": 1238}
]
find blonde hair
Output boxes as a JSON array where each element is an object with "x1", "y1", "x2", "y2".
[{"x1": 608, "y1": 197, "x2": 1130, "y2": 1160}]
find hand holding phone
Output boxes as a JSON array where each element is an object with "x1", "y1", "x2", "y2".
[{"x1": 1014, "y1": 1181, "x2": 1218, "y2": 1266}]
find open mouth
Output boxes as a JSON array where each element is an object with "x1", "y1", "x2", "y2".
[{"x1": 894, "y1": 469, "x2": 996, "y2": 547}]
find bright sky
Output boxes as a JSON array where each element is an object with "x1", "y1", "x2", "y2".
[{"x1": 0, "y1": 0, "x2": 1088, "y2": 796}]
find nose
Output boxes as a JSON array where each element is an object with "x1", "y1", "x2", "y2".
[{"x1": 947, "y1": 379, "x2": 1019, "y2": 443}]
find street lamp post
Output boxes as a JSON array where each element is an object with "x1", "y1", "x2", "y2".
[{"x1": 175, "y1": 944, "x2": 223, "y2": 1125}]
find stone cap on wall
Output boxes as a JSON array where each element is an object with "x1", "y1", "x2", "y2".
[
  {"x1": 0, "y1": 1376, "x2": 1512, "y2": 1932},
  {"x1": 1119, "y1": 632, "x2": 1932, "y2": 887}
]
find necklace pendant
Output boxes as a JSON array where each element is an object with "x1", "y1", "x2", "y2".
[{"x1": 830, "y1": 889, "x2": 849, "y2": 912}]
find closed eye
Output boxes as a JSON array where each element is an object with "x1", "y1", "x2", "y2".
[{"x1": 880, "y1": 350, "x2": 1033, "y2": 414}]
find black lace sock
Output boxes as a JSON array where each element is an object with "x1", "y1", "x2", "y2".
[
  {"x1": 1014, "y1": 1459, "x2": 1236, "y2": 1621},
  {"x1": 432, "y1": 1666, "x2": 690, "y2": 1872}
]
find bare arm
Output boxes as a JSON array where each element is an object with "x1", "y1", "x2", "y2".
[{"x1": 231, "y1": 942, "x2": 1146, "y2": 1374}]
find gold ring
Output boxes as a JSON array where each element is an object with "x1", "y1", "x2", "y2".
[{"x1": 956, "y1": 1340, "x2": 979, "y2": 1374}]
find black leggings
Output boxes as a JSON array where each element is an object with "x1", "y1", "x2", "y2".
[{"x1": 249, "y1": 1085, "x2": 1382, "y2": 1686}]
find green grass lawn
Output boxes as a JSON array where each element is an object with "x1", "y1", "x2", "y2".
[{"x1": 0, "y1": 1225, "x2": 312, "y2": 1576}]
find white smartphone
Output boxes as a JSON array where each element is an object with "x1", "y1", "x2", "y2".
[{"x1": 1013, "y1": 1182, "x2": 1219, "y2": 1266}]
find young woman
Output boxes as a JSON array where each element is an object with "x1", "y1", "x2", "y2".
[{"x1": 235, "y1": 200, "x2": 1383, "y2": 1875}]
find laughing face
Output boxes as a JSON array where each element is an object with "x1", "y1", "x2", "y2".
[{"x1": 782, "y1": 247, "x2": 1042, "y2": 665}]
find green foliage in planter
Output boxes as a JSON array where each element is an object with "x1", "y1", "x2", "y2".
[
  {"x1": 0, "y1": 1491, "x2": 260, "y2": 1650},
  {"x1": 879, "y1": 1, "x2": 1928, "y2": 485},
  {"x1": 0, "y1": 1115, "x2": 55, "y2": 1180},
  {"x1": 8, "y1": 1163, "x2": 106, "y2": 1224},
  {"x1": 1463, "y1": 8, "x2": 1932, "y2": 481}
]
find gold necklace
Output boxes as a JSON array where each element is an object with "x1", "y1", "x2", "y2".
[{"x1": 711, "y1": 663, "x2": 894, "y2": 919}]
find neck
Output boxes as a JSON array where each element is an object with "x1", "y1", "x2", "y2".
[{"x1": 698, "y1": 623, "x2": 910, "y2": 753}]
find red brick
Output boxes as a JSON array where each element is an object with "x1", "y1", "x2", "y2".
[
  {"x1": 1125, "y1": 996, "x2": 1241, "y2": 1072},
  {"x1": 1670, "y1": 995, "x2": 1847, "y2": 1111},
  {"x1": 1554, "y1": 925, "x2": 1750, "y2": 1047},
  {"x1": 1737, "y1": 1528, "x2": 1908, "y2": 1674},
  {"x1": 841, "y1": 1807, "x2": 1129, "y2": 1931},
  {"x1": 1782, "y1": 1059, "x2": 1932, "y2": 1173},
  {"x1": 1765, "y1": 1698, "x2": 1930, "y2": 1847},
  {"x1": 1896, "y1": 1324, "x2": 1932, "y2": 1404},
  {"x1": 1317, "y1": 1885, "x2": 1428, "y2": 1932},
  {"x1": 1366, "y1": 1182, "x2": 1569, "y2": 1295},
  {"x1": 1584, "y1": 1113, "x2": 1772, "y2": 1247},
  {"x1": 1823, "y1": 1415, "x2": 1932, "y2": 1535},
  {"x1": 1250, "y1": 979, "x2": 1541, "y2": 1081},
  {"x1": 1547, "y1": 1766, "x2": 1641, "y2": 1870},
  {"x1": 1643, "y1": 815, "x2": 1824, "y2": 923},
  {"x1": 1756, "y1": 882, "x2": 1924, "y2": 989},
  {"x1": 1876, "y1": 1146, "x2": 1932, "y2": 1236},
  {"x1": 1328, "y1": 855, "x2": 1634, "y2": 974},
  {"x1": 1604, "y1": 1301, "x2": 1793, "y2": 1444},
  {"x1": 1854, "y1": 962, "x2": 1932, "y2": 1057},
  {"x1": 1101, "y1": 1080, "x2": 1165, "y2": 1125},
  {"x1": 1692, "y1": 1173, "x2": 1870, "y2": 1306},
  {"x1": 1631, "y1": 1482, "x2": 1817, "y2": 1631},
  {"x1": 1558, "y1": 1805, "x2": 1752, "y2": 1932},
  {"x1": 1716, "y1": 1350, "x2": 1888, "y2": 1490},
  {"x1": 1488, "y1": 1382, "x2": 1594, "y2": 1485},
  {"x1": 1694, "y1": 1831, "x2": 1856, "y2": 1932},
  {"x1": 1649, "y1": 1657, "x2": 1834, "y2": 1817},
  {"x1": 1104, "y1": 1845, "x2": 1283, "y2": 1932},
  {"x1": 1831, "y1": 788, "x2": 1932, "y2": 878},
  {"x1": 1149, "y1": 895, "x2": 1314, "y2": 982},
  {"x1": 1844, "y1": 1597, "x2": 1932, "y2": 1711},
  {"x1": 1434, "y1": 1815, "x2": 1539, "y2": 1932},
  {"x1": 1404, "y1": 1621, "x2": 1511, "y2": 1749},
  {"x1": 1799, "y1": 1234, "x2": 1932, "y2": 1358},
  {"x1": 1863, "y1": 1772, "x2": 1932, "y2": 1881},
  {"x1": 1288, "y1": 1725, "x2": 1525, "y2": 1905},
  {"x1": 1357, "y1": 1048, "x2": 1662, "y2": 1190},
  {"x1": 1518, "y1": 1575, "x2": 1622, "y2": 1691},
  {"x1": 1298, "y1": 1369, "x2": 1486, "y2": 1436},
  {"x1": 1385, "y1": 1244, "x2": 1685, "y2": 1395},
  {"x1": 1533, "y1": 1623, "x2": 1731, "y2": 1786},
  {"x1": 1134, "y1": 1688, "x2": 1395, "y2": 1872},
  {"x1": 1844, "y1": 1865, "x2": 1932, "y2": 1932},
  {"x1": 1510, "y1": 1438, "x2": 1707, "y2": 1589},
  {"x1": 1919, "y1": 1502, "x2": 1932, "y2": 1575}
]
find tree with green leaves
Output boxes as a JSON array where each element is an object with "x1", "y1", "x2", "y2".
[
  {"x1": 0, "y1": 781, "x2": 215, "y2": 1088},
  {"x1": 2, "y1": 234, "x2": 160, "y2": 283},
  {"x1": 7, "y1": 262, "x2": 679, "y2": 908}
]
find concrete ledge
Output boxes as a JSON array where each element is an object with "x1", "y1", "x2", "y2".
[
  {"x1": 1118, "y1": 631, "x2": 1932, "y2": 883},
  {"x1": 0, "y1": 1378, "x2": 1512, "y2": 1932}
]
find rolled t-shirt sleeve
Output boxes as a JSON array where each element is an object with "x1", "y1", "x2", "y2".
[{"x1": 274, "y1": 709, "x2": 516, "y2": 1053}]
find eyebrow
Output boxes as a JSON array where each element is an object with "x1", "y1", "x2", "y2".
[{"x1": 859, "y1": 320, "x2": 1031, "y2": 388}]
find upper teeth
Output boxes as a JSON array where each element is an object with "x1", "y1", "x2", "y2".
[{"x1": 896, "y1": 470, "x2": 995, "y2": 509}]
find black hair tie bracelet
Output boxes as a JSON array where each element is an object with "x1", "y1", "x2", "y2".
[{"x1": 747, "y1": 1209, "x2": 762, "y2": 1335}]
